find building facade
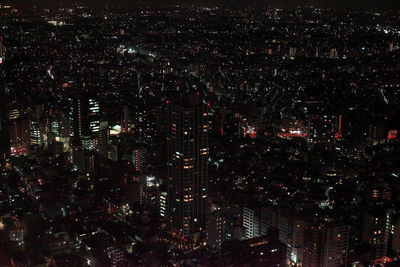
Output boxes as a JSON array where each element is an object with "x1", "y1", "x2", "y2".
[{"x1": 167, "y1": 94, "x2": 209, "y2": 238}]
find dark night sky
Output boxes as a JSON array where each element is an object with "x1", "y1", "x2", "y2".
[{"x1": 6, "y1": 0, "x2": 400, "y2": 8}]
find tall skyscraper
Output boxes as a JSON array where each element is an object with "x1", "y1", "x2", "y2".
[
  {"x1": 167, "y1": 93, "x2": 209, "y2": 239},
  {"x1": 73, "y1": 95, "x2": 100, "y2": 138},
  {"x1": 9, "y1": 118, "x2": 30, "y2": 156},
  {"x1": 392, "y1": 216, "x2": 400, "y2": 258},
  {"x1": 29, "y1": 120, "x2": 43, "y2": 147},
  {"x1": 0, "y1": 115, "x2": 9, "y2": 160},
  {"x1": 122, "y1": 105, "x2": 130, "y2": 133},
  {"x1": 243, "y1": 206, "x2": 260, "y2": 240},
  {"x1": 278, "y1": 211, "x2": 307, "y2": 265},
  {"x1": 242, "y1": 205, "x2": 279, "y2": 240},
  {"x1": 88, "y1": 98, "x2": 100, "y2": 134},
  {"x1": 132, "y1": 147, "x2": 145, "y2": 172},
  {"x1": 303, "y1": 223, "x2": 350, "y2": 267},
  {"x1": 0, "y1": 37, "x2": 5, "y2": 64},
  {"x1": 362, "y1": 208, "x2": 392, "y2": 262}
]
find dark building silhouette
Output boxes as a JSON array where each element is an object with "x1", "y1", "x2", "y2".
[{"x1": 167, "y1": 93, "x2": 209, "y2": 239}]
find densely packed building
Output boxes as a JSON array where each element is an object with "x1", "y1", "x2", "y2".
[{"x1": 0, "y1": 4, "x2": 400, "y2": 266}]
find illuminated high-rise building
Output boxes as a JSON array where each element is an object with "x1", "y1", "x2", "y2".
[
  {"x1": 167, "y1": 93, "x2": 209, "y2": 238},
  {"x1": 303, "y1": 223, "x2": 350, "y2": 267},
  {"x1": 133, "y1": 109, "x2": 157, "y2": 144},
  {"x1": 362, "y1": 209, "x2": 392, "y2": 262},
  {"x1": 9, "y1": 118, "x2": 30, "y2": 156},
  {"x1": 98, "y1": 121, "x2": 109, "y2": 157},
  {"x1": 307, "y1": 113, "x2": 338, "y2": 143},
  {"x1": 243, "y1": 207, "x2": 260, "y2": 240},
  {"x1": 122, "y1": 106, "x2": 130, "y2": 133},
  {"x1": 88, "y1": 98, "x2": 100, "y2": 134},
  {"x1": 392, "y1": 217, "x2": 400, "y2": 257},
  {"x1": 242, "y1": 205, "x2": 279, "y2": 241},
  {"x1": 71, "y1": 138, "x2": 85, "y2": 171},
  {"x1": 278, "y1": 211, "x2": 307, "y2": 265},
  {"x1": 30, "y1": 120, "x2": 43, "y2": 146},
  {"x1": 8, "y1": 108, "x2": 20, "y2": 120},
  {"x1": 0, "y1": 37, "x2": 5, "y2": 64},
  {"x1": 0, "y1": 115, "x2": 9, "y2": 160},
  {"x1": 159, "y1": 191, "x2": 167, "y2": 218},
  {"x1": 73, "y1": 97, "x2": 85, "y2": 138},
  {"x1": 73, "y1": 96, "x2": 100, "y2": 138},
  {"x1": 132, "y1": 147, "x2": 145, "y2": 172}
]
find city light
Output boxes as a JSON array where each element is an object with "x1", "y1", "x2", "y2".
[{"x1": 0, "y1": 4, "x2": 398, "y2": 266}]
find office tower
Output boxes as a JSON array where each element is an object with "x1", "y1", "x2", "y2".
[
  {"x1": 392, "y1": 217, "x2": 400, "y2": 257},
  {"x1": 303, "y1": 228, "x2": 321, "y2": 267},
  {"x1": 73, "y1": 97, "x2": 86, "y2": 138},
  {"x1": 320, "y1": 224, "x2": 350, "y2": 267},
  {"x1": 243, "y1": 207, "x2": 260, "y2": 240},
  {"x1": 122, "y1": 106, "x2": 130, "y2": 133},
  {"x1": 88, "y1": 98, "x2": 100, "y2": 134},
  {"x1": 362, "y1": 209, "x2": 391, "y2": 262},
  {"x1": 278, "y1": 211, "x2": 307, "y2": 265},
  {"x1": 303, "y1": 223, "x2": 350, "y2": 267},
  {"x1": 50, "y1": 112, "x2": 70, "y2": 140},
  {"x1": 222, "y1": 229, "x2": 286, "y2": 267},
  {"x1": 368, "y1": 184, "x2": 391, "y2": 201},
  {"x1": 167, "y1": 93, "x2": 208, "y2": 239},
  {"x1": 133, "y1": 109, "x2": 157, "y2": 144},
  {"x1": 30, "y1": 120, "x2": 43, "y2": 147},
  {"x1": 71, "y1": 139, "x2": 85, "y2": 171},
  {"x1": 106, "y1": 246, "x2": 127, "y2": 266},
  {"x1": 159, "y1": 191, "x2": 167, "y2": 218},
  {"x1": 207, "y1": 210, "x2": 225, "y2": 248},
  {"x1": 82, "y1": 136, "x2": 98, "y2": 151},
  {"x1": 47, "y1": 111, "x2": 70, "y2": 151},
  {"x1": 9, "y1": 119, "x2": 30, "y2": 156},
  {"x1": 8, "y1": 108, "x2": 20, "y2": 120},
  {"x1": 73, "y1": 96, "x2": 100, "y2": 138},
  {"x1": 132, "y1": 147, "x2": 145, "y2": 172},
  {"x1": 51, "y1": 120, "x2": 60, "y2": 137},
  {"x1": 67, "y1": 97, "x2": 74, "y2": 137},
  {"x1": 260, "y1": 206, "x2": 279, "y2": 235},
  {"x1": 243, "y1": 205, "x2": 278, "y2": 240},
  {"x1": 307, "y1": 113, "x2": 338, "y2": 143},
  {"x1": 98, "y1": 121, "x2": 109, "y2": 157},
  {"x1": 0, "y1": 37, "x2": 4, "y2": 64},
  {"x1": 0, "y1": 93, "x2": 8, "y2": 159},
  {"x1": 109, "y1": 145, "x2": 118, "y2": 161},
  {"x1": 0, "y1": 119, "x2": 9, "y2": 160}
]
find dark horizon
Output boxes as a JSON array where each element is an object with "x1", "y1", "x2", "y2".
[{"x1": 6, "y1": 0, "x2": 400, "y2": 9}]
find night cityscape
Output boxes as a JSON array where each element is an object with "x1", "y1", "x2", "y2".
[{"x1": 0, "y1": 3, "x2": 400, "y2": 266}]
